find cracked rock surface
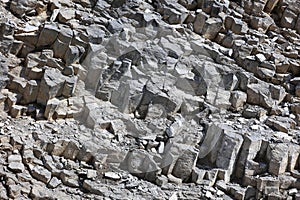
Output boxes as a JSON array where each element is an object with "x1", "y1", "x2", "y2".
[{"x1": 1, "y1": 0, "x2": 300, "y2": 199}]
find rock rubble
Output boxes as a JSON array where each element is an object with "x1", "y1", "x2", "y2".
[{"x1": 1, "y1": 0, "x2": 300, "y2": 199}]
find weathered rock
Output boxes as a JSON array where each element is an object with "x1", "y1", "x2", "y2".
[
  {"x1": 10, "y1": 0, "x2": 37, "y2": 16},
  {"x1": 37, "y1": 23, "x2": 59, "y2": 47},
  {"x1": 60, "y1": 170, "x2": 79, "y2": 187},
  {"x1": 120, "y1": 149, "x2": 161, "y2": 181},
  {"x1": 202, "y1": 18, "x2": 223, "y2": 40},
  {"x1": 58, "y1": 9, "x2": 76, "y2": 23},
  {"x1": 8, "y1": 162, "x2": 25, "y2": 173},
  {"x1": 266, "y1": 143, "x2": 289, "y2": 176},
  {"x1": 37, "y1": 68, "x2": 65, "y2": 106},
  {"x1": 48, "y1": 177, "x2": 61, "y2": 188},
  {"x1": 230, "y1": 91, "x2": 247, "y2": 110},
  {"x1": 266, "y1": 116, "x2": 296, "y2": 133},
  {"x1": 172, "y1": 146, "x2": 198, "y2": 182},
  {"x1": 30, "y1": 165, "x2": 52, "y2": 184}
]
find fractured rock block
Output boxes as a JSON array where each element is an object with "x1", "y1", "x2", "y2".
[
  {"x1": 44, "y1": 98, "x2": 60, "y2": 120},
  {"x1": 202, "y1": 17, "x2": 223, "y2": 40},
  {"x1": 230, "y1": 91, "x2": 247, "y2": 110},
  {"x1": 257, "y1": 176, "x2": 279, "y2": 192},
  {"x1": 62, "y1": 76, "x2": 77, "y2": 97},
  {"x1": 10, "y1": 105, "x2": 27, "y2": 118},
  {"x1": 60, "y1": 170, "x2": 79, "y2": 187},
  {"x1": 30, "y1": 165, "x2": 52, "y2": 184},
  {"x1": 6, "y1": 92, "x2": 18, "y2": 110},
  {"x1": 191, "y1": 167, "x2": 206, "y2": 184},
  {"x1": 194, "y1": 10, "x2": 209, "y2": 34},
  {"x1": 247, "y1": 83, "x2": 274, "y2": 109},
  {"x1": 63, "y1": 141, "x2": 79, "y2": 160},
  {"x1": 64, "y1": 45, "x2": 83, "y2": 65},
  {"x1": 266, "y1": 143, "x2": 289, "y2": 176},
  {"x1": 172, "y1": 147, "x2": 199, "y2": 182},
  {"x1": 58, "y1": 9, "x2": 76, "y2": 23},
  {"x1": 215, "y1": 129, "x2": 243, "y2": 182},
  {"x1": 266, "y1": 116, "x2": 296, "y2": 133},
  {"x1": 37, "y1": 23, "x2": 59, "y2": 47},
  {"x1": 120, "y1": 149, "x2": 160, "y2": 181},
  {"x1": 22, "y1": 80, "x2": 39, "y2": 104},
  {"x1": 37, "y1": 68, "x2": 65, "y2": 106},
  {"x1": 236, "y1": 133, "x2": 262, "y2": 179}
]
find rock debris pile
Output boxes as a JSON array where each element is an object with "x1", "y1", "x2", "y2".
[{"x1": 1, "y1": 0, "x2": 300, "y2": 199}]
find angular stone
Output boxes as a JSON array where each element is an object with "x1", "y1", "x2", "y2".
[
  {"x1": 82, "y1": 180, "x2": 107, "y2": 195},
  {"x1": 266, "y1": 143, "x2": 289, "y2": 176},
  {"x1": 120, "y1": 149, "x2": 160, "y2": 181},
  {"x1": 64, "y1": 46, "x2": 82, "y2": 65},
  {"x1": 37, "y1": 68, "x2": 65, "y2": 106},
  {"x1": 107, "y1": 19, "x2": 124, "y2": 33},
  {"x1": 48, "y1": 177, "x2": 61, "y2": 189},
  {"x1": 202, "y1": 18, "x2": 223, "y2": 40},
  {"x1": 280, "y1": 8, "x2": 297, "y2": 29},
  {"x1": 62, "y1": 76, "x2": 77, "y2": 97},
  {"x1": 266, "y1": 116, "x2": 296, "y2": 133},
  {"x1": 30, "y1": 165, "x2": 52, "y2": 184},
  {"x1": 230, "y1": 91, "x2": 247, "y2": 110},
  {"x1": 87, "y1": 170, "x2": 98, "y2": 179},
  {"x1": 22, "y1": 80, "x2": 39, "y2": 104},
  {"x1": 10, "y1": 0, "x2": 37, "y2": 16},
  {"x1": 104, "y1": 172, "x2": 120, "y2": 180},
  {"x1": 172, "y1": 147, "x2": 199, "y2": 182},
  {"x1": 58, "y1": 9, "x2": 76, "y2": 23},
  {"x1": 60, "y1": 170, "x2": 79, "y2": 187},
  {"x1": 191, "y1": 168, "x2": 206, "y2": 184},
  {"x1": 37, "y1": 23, "x2": 59, "y2": 47},
  {"x1": 44, "y1": 98, "x2": 60, "y2": 120},
  {"x1": 167, "y1": 174, "x2": 182, "y2": 185},
  {"x1": 215, "y1": 130, "x2": 243, "y2": 182},
  {"x1": 194, "y1": 10, "x2": 209, "y2": 34},
  {"x1": 10, "y1": 105, "x2": 27, "y2": 118},
  {"x1": 63, "y1": 141, "x2": 79, "y2": 160},
  {"x1": 155, "y1": 175, "x2": 168, "y2": 186},
  {"x1": 49, "y1": 140, "x2": 69, "y2": 156},
  {"x1": 8, "y1": 162, "x2": 25, "y2": 173},
  {"x1": 257, "y1": 176, "x2": 279, "y2": 192},
  {"x1": 247, "y1": 83, "x2": 274, "y2": 109}
]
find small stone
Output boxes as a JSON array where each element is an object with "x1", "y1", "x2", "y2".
[
  {"x1": 87, "y1": 170, "x2": 98, "y2": 179},
  {"x1": 48, "y1": 177, "x2": 62, "y2": 189},
  {"x1": 8, "y1": 162, "x2": 25, "y2": 173},
  {"x1": 104, "y1": 172, "x2": 120, "y2": 180},
  {"x1": 167, "y1": 174, "x2": 182, "y2": 185},
  {"x1": 8, "y1": 154, "x2": 22, "y2": 163}
]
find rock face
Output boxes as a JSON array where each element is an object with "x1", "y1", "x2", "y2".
[{"x1": 1, "y1": 0, "x2": 300, "y2": 199}]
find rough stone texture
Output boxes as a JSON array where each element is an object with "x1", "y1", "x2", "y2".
[{"x1": 0, "y1": 0, "x2": 300, "y2": 199}]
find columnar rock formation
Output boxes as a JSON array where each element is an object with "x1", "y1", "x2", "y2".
[{"x1": 0, "y1": 0, "x2": 300, "y2": 199}]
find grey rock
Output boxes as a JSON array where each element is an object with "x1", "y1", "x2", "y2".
[
  {"x1": 10, "y1": 0, "x2": 37, "y2": 16},
  {"x1": 37, "y1": 68, "x2": 65, "y2": 106},
  {"x1": 8, "y1": 162, "x2": 25, "y2": 173},
  {"x1": 266, "y1": 143, "x2": 289, "y2": 176},
  {"x1": 172, "y1": 146, "x2": 198, "y2": 182},
  {"x1": 230, "y1": 91, "x2": 247, "y2": 110},
  {"x1": 104, "y1": 172, "x2": 120, "y2": 180},
  {"x1": 30, "y1": 165, "x2": 52, "y2": 184},
  {"x1": 60, "y1": 169, "x2": 79, "y2": 187},
  {"x1": 48, "y1": 177, "x2": 61, "y2": 188},
  {"x1": 37, "y1": 23, "x2": 59, "y2": 47}
]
